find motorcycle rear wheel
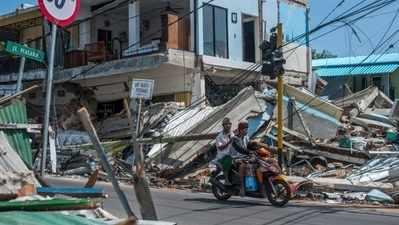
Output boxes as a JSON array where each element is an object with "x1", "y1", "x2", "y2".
[
  {"x1": 211, "y1": 175, "x2": 232, "y2": 201},
  {"x1": 266, "y1": 179, "x2": 290, "y2": 207}
]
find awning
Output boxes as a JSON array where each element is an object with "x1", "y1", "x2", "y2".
[{"x1": 314, "y1": 63, "x2": 399, "y2": 77}]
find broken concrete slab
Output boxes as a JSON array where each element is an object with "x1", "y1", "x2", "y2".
[
  {"x1": 284, "y1": 84, "x2": 343, "y2": 120},
  {"x1": 366, "y1": 189, "x2": 394, "y2": 204},
  {"x1": 350, "y1": 117, "x2": 394, "y2": 130}
]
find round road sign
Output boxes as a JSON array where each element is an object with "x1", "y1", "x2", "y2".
[{"x1": 38, "y1": 0, "x2": 80, "y2": 27}]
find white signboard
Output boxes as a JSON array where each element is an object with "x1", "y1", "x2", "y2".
[{"x1": 131, "y1": 79, "x2": 155, "y2": 99}]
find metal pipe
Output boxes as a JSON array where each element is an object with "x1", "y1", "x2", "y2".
[{"x1": 41, "y1": 23, "x2": 57, "y2": 177}]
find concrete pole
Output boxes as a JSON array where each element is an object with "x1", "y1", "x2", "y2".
[
  {"x1": 305, "y1": 7, "x2": 313, "y2": 92},
  {"x1": 41, "y1": 23, "x2": 57, "y2": 177},
  {"x1": 128, "y1": 0, "x2": 140, "y2": 53},
  {"x1": 16, "y1": 52, "x2": 26, "y2": 92}
]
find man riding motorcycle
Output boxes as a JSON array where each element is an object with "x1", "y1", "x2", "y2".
[{"x1": 211, "y1": 118, "x2": 234, "y2": 185}]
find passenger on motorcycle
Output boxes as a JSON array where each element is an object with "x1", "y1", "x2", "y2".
[
  {"x1": 230, "y1": 121, "x2": 250, "y2": 197},
  {"x1": 211, "y1": 117, "x2": 234, "y2": 185}
]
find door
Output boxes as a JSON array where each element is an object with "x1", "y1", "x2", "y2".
[
  {"x1": 97, "y1": 29, "x2": 112, "y2": 52},
  {"x1": 243, "y1": 20, "x2": 255, "y2": 63}
]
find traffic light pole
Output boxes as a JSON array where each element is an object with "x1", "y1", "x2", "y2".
[{"x1": 276, "y1": 23, "x2": 285, "y2": 169}]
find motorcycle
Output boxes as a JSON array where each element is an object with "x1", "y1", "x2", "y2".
[{"x1": 209, "y1": 150, "x2": 291, "y2": 207}]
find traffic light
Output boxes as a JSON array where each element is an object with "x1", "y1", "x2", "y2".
[{"x1": 260, "y1": 29, "x2": 285, "y2": 80}]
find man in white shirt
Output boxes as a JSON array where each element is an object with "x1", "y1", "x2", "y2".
[{"x1": 211, "y1": 117, "x2": 234, "y2": 184}]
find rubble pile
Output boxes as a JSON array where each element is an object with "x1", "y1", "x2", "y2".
[{"x1": 48, "y1": 83, "x2": 399, "y2": 206}]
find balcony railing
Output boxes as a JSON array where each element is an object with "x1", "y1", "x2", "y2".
[{"x1": 0, "y1": 54, "x2": 45, "y2": 75}]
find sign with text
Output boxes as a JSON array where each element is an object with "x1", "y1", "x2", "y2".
[
  {"x1": 38, "y1": 0, "x2": 80, "y2": 27},
  {"x1": 131, "y1": 79, "x2": 155, "y2": 99},
  {"x1": 5, "y1": 41, "x2": 45, "y2": 62}
]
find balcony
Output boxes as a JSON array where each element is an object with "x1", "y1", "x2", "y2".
[{"x1": 0, "y1": 54, "x2": 45, "y2": 76}]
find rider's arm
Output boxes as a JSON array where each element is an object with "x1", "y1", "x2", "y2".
[
  {"x1": 231, "y1": 137, "x2": 248, "y2": 155},
  {"x1": 216, "y1": 134, "x2": 231, "y2": 151}
]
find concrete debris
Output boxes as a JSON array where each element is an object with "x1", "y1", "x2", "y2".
[
  {"x1": 366, "y1": 189, "x2": 394, "y2": 204},
  {"x1": 12, "y1": 80, "x2": 399, "y2": 208},
  {"x1": 97, "y1": 102, "x2": 180, "y2": 140},
  {"x1": 57, "y1": 130, "x2": 91, "y2": 147}
]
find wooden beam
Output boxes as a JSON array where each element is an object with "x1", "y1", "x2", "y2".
[
  {"x1": 0, "y1": 85, "x2": 39, "y2": 105},
  {"x1": 137, "y1": 133, "x2": 218, "y2": 144},
  {"x1": 0, "y1": 124, "x2": 42, "y2": 130}
]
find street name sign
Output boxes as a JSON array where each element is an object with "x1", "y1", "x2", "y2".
[
  {"x1": 5, "y1": 41, "x2": 45, "y2": 63},
  {"x1": 131, "y1": 79, "x2": 155, "y2": 100}
]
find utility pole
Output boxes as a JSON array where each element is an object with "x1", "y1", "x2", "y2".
[
  {"x1": 305, "y1": 7, "x2": 313, "y2": 92},
  {"x1": 260, "y1": 23, "x2": 285, "y2": 168},
  {"x1": 129, "y1": 79, "x2": 158, "y2": 220},
  {"x1": 276, "y1": 23, "x2": 285, "y2": 169}
]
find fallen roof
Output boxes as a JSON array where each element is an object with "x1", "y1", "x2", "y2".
[
  {"x1": 151, "y1": 87, "x2": 269, "y2": 167},
  {"x1": 0, "y1": 131, "x2": 37, "y2": 197},
  {"x1": 0, "y1": 100, "x2": 33, "y2": 168}
]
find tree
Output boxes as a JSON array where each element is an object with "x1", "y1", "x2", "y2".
[{"x1": 312, "y1": 49, "x2": 337, "y2": 59}]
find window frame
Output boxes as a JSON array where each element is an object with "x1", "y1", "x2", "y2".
[{"x1": 202, "y1": 3, "x2": 229, "y2": 58}]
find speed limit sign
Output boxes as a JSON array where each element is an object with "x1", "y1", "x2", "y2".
[{"x1": 38, "y1": 0, "x2": 80, "y2": 27}]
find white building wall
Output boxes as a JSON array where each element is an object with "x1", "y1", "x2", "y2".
[{"x1": 197, "y1": 0, "x2": 259, "y2": 62}]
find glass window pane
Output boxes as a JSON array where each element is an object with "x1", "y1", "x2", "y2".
[
  {"x1": 214, "y1": 7, "x2": 228, "y2": 58},
  {"x1": 203, "y1": 5, "x2": 214, "y2": 56}
]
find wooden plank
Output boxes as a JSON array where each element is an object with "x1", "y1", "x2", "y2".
[
  {"x1": 137, "y1": 133, "x2": 217, "y2": 144},
  {"x1": 0, "y1": 124, "x2": 41, "y2": 130},
  {"x1": 266, "y1": 134, "x2": 303, "y2": 153},
  {"x1": 0, "y1": 85, "x2": 39, "y2": 105},
  {"x1": 78, "y1": 107, "x2": 137, "y2": 219}
]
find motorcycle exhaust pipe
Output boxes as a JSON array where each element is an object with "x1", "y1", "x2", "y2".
[{"x1": 209, "y1": 177, "x2": 227, "y2": 192}]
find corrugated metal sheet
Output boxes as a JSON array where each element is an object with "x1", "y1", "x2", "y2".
[
  {"x1": 314, "y1": 63, "x2": 399, "y2": 77},
  {"x1": 313, "y1": 53, "x2": 399, "y2": 67},
  {"x1": 0, "y1": 211, "x2": 108, "y2": 225},
  {"x1": 147, "y1": 106, "x2": 215, "y2": 158},
  {"x1": 0, "y1": 131, "x2": 37, "y2": 196},
  {"x1": 0, "y1": 100, "x2": 33, "y2": 168}
]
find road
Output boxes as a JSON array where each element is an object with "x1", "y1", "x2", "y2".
[{"x1": 45, "y1": 176, "x2": 399, "y2": 225}]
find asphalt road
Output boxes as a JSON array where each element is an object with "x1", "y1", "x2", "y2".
[{"x1": 45, "y1": 176, "x2": 399, "y2": 225}]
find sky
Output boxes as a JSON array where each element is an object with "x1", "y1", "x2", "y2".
[
  {"x1": 1, "y1": 0, "x2": 399, "y2": 57},
  {"x1": 310, "y1": 0, "x2": 399, "y2": 57}
]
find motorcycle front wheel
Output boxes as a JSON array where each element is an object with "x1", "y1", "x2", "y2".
[
  {"x1": 211, "y1": 175, "x2": 232, "y2": 201},
  {"x1": 266, "y1": 179, "x2": 290, "y2": 207}
]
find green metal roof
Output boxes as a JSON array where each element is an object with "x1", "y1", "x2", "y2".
[
  {"x1": 0, "y1": 211, "x2": 108, "y2": 225},
  {"x1": 0, "y1": 100, "x2": 33, "y2": 168},
  {"x1": 314, "y1": 63, "x2": 399, "y2": 77}
]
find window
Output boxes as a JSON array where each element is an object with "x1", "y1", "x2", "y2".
[{"x1": 203, "y1": 4, "x2": 228, "y2": 58}]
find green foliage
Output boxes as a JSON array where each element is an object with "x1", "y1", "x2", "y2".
[{"x1": 312, "y1": 49, "x2": 338, "y2": 59}]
